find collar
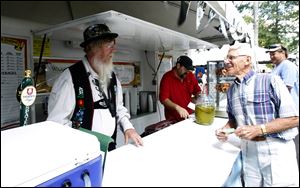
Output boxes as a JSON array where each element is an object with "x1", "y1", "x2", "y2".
[
  {"x1": 82, "y1": 56, "x2": 98, "y2": 79},
  {"x1": 234, "y1": 70, "x2": 255, "y2": 85}
]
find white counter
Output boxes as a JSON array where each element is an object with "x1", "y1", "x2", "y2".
[
  {"x1": 102, "y1": 117, "x2": 241, "y2": 187},
  {"x1": 116, "y1": 112, "x2": 161, "y2": 148}
]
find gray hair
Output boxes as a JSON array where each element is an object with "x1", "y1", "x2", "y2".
[{"x1": 228, "y1": 42, "x2": 254, "y2": 58}]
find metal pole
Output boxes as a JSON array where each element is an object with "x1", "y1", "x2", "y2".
[{"x1": 253, "y1": 1, "x2": 259, "y2": 46}]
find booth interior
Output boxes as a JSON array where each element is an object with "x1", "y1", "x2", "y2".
[{"x1": 2, "y1": 2, "x2": 253, "y2": 187}]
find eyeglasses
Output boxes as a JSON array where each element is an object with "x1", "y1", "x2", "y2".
[
  {"x1": 103, "y1": 39, "x2": 116, "y2": 49},
  {"x1": 224, "y1": 55, "x2": 247, "y2": 61}
]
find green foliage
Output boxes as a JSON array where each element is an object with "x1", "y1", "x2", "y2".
[
  {"x1": 235, "y1": 1, "x2": 299, "y2": 53},
  {"x1": 236, "y1": 2, "x2": 252, "y2": 12},
  {"x1": 243, "y1": 15, "x2": 253, "y2": 24}
]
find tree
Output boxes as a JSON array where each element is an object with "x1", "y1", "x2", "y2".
[{"x1": 235, "y1": 1, "x2": 299, "y2": 53}]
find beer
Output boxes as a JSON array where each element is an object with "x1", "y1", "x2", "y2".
[
  {"x1": 16, "y1": 70, "x2": 36, "y2": 126},
  {"x1": 195, "y1": 104, "x2": 215, "y2": 125},
  {"x1": 195, "y1": 93, "x2": 215, "y2": 125}
]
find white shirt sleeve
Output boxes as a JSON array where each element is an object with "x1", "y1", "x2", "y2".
[
  {"x1": 47, "y1": 70, "x2": 75, "y2": 127},
  {"x1": 115, "y1": 78, "x2": 135, "y2": 132}
]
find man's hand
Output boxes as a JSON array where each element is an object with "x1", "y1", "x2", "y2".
[
  {"x1": 124, "y1": 129, "x2": 144, "y2": 147},
  {"x1": 162, "y1": 99, "x2": 190, "y2": 119},
  {"x1": 215, "y1": 127, "x2": 229, "y2": 142},
  {"x1": 175, "y1": 105, "x2": 189, "y2": 119}
]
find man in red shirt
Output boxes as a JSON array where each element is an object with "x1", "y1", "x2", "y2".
[{"x1": 159, "y1": 55, "x2": 201, "y2": 122}]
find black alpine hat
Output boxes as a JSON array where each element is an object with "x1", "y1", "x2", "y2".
[{"x1": 80, "y1": 24, "x2": 118, "y2": 48}]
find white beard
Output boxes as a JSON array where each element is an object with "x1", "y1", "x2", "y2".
[{"x1": 92, "y1": 58, "x2": 113, "y2": 88}]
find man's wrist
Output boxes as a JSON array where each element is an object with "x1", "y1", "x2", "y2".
[
  {"x1": 260, "y1": 124, "x2": 267, "y2": 135},
  {"x1": 174, "y1": 105, "x2": 180, "y2": 111}
]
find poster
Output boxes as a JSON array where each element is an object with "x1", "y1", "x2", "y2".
[
  {"x1": 33, "y1": 36, "x2": 51, "y2": 57},
  {"x1": 34, "y1": 58, "x2": 78, "y2": 93},
  {"x1": 1, "y1": 36, "x2": 28, "y2": 127},
  {"x1": 113, "y1": 62, "x2": 140, "y2": 86}
]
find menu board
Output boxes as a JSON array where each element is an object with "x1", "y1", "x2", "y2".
[{"x1": 1, "y1": 35, "x2": 28, "y2": 127}]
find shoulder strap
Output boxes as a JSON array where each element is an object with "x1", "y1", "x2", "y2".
[
  {"x1": 69, "y1": 61, "x2": 94, "y2": 130},
  {"x1": 107, "y1": 71, "x2": 117, "y2": 117},
  {"x1": 108, "y1": 71, "x2": 117, "y2": 150}
]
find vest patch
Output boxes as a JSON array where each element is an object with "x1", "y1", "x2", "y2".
[{"x1": 72, "y1": 86, "x2": 85, "y2": 129}]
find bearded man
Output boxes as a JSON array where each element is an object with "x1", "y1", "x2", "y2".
[
  {"x1": 47, "y1": 24, "x2": 143, "y2": 151},
  {"x1": 159, "y1": 55, "x2": 201, "y2": 122}
]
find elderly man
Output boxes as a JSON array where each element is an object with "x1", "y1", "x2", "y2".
[
  {"x1": 215, "y1": 42, "x2": 299, "y2": 186},
  {"x1": 47, "y1": 24, "x2": 143, "y2": 150}
]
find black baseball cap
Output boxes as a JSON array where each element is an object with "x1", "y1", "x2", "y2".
[
  {"x1": 177, "y1": 56, "x2": 194, "y2": 70},
  {"x1": 80, "y1": 24, "x2": 118, "y2": 48}
]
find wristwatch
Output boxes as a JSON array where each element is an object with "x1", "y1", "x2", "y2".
[{"x1": 260, "y1": 124, "x2": 267, "y2": 135}]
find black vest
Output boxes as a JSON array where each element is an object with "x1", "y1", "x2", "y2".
[{"x1": 69, "y1": 61, "x2": 117, "y2": 150}]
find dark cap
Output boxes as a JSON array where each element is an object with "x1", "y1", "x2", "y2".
[
  {"x1": 177, "y1": 55, "x2": 194, "y2": 70},
  {"x1": 80, "y1": 24, "x2": 118, "y2": 48},
  {"x1": 266, "y1": 44, "x2": 287, "y2": 53}
]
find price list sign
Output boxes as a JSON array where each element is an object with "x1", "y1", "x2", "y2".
[{"x1": 1, "y1": 36, "x2": 27, "y2": 127}]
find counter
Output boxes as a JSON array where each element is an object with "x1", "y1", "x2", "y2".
[{"x1": 102, "y1": 117, "x2": 241, "y2": 186}]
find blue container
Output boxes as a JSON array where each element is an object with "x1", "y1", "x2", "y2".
[{"x1": 37, "y1": 155, "x2": 102, "y2": 187}]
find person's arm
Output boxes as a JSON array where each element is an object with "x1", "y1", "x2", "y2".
[
  {"x1": 215, "y1": 119, "x2": 236, "y2": 142},
  {"x1": 161, "y1": 98, "x2": 189, "y2": 119},
  {"x1": 115, "y1": 78, "x2": 143, "y2": 146},
  {"x1": 235, "y1": 116, "x2": 299, "y2": 140},
  {"x1": 215, "y1": 89, "x2": 238, "y2": 142},
  {"x1": 235, "y1": 75, "x2": 299, "y2": 140},
  {"x1": 47, "y1": 70, "x2": 75, "y2": 127},
  {"x1": 259, "y1": 116, "x2": 298, "y2": 135},
  {"x1": 280, "y1": 61, "x2": 298, "y2": 92},
  {"x1": 191, "y1": 88, "x2": 202, "y2": 103},
  {"x1": 115, "y1": 79, "x2": 133, "y2": 130},
  {"x1": 161, "y1": 98, "x2": 180, "y2": 111}
]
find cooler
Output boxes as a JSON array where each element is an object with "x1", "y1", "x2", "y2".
[{"x1": 1, "y1": 121, "x2": 102, "y2": 187}]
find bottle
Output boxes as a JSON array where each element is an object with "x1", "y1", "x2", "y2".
[
  {"x1": 130, "y1": 88, "x2": 137, "y2": 116},
  {"x1": 148, "y1": 93, "x2": 154, "y2": 113},
  {"x1": 16, "y1": 70, "x2": 37, "y2": 126},
  {"x1": 195, "y1": 92, "x2": 215, "y2": 125}
]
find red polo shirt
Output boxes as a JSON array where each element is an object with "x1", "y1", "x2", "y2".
[{"x1": 159, "y1": 68, "x2": 201, "y2": 121}]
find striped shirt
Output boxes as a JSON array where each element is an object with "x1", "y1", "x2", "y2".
[{"x1": 226, "y1": 70, "x2": 298, "y2": 140}]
